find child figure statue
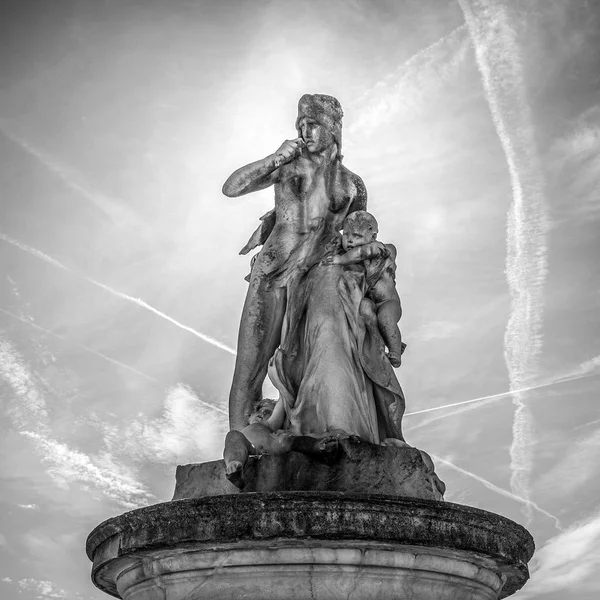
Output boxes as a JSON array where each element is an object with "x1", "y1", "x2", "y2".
[
  {"x1": 223, "y1": 398, "x2": 339, "y2": 483},
  {"x1": 322, "y1": 210, "x2": 406, "y2": 367}
]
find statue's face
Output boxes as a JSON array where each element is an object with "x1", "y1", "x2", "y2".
[
  {"x1": 297, "y1": 117, "x2": 335, "y2": 153},
  {"x1": 342, "y1": 225, "x2": 376, "y2": 251},
  {"x1": 248, "y1": 403, "x2": 274, "y2": 425}
]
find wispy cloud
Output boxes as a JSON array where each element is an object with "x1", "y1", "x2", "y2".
[
  {"x1": 0, "y1": 233, "x2": 236, "y2": 355},
  {"x1": 432, "y1": 453, "x2": 561, "y2": 529},
  {"x1": 513, "y1": 512, "x2": 600, "y2": 598},
  {"x1": 459, "y1": 0, "x2": 548, "y2": 524},
  {"x1": 17, "y1": 577, "x2": 69, "y2": 599},
  {"x1": 0, "y1": 331, "x2": 153, "y2": 509},
  {"x1": 547, "y1": 105, "x2": 600, "y2": 221},
  {"x1": 533, "y1": 426, "x2": 600, "y2": 501},
  {"x1": 410, "y1": 320, "x2": 463, "y2": 343},
  {"x1": 348, "y1": 24, "x2": 471, "y2": 135},
  {"x1": 101, "y1": 383, "x2": 227, "y2": 465},
  {"x1": 0, "y1": 334, "x2": 49, "y2": 432},
  {"x1": 20, "y1": 431, "x2": 155, "y2": 509},
  {"x1": 0, "y1": 118, "x2": 148, "y2": 235},
  {"x1": 17, "y1": 504, "x2": 40, "y2": 511}
]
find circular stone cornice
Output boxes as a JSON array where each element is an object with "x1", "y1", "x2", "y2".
[{"x1": 87, "y1": 492, "x2": 534, "y2": 598}]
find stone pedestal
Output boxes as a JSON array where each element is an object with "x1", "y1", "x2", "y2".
[
  {"x1": 173, "y1": 438, "x2": 446, "y2": 500},
  {"x1": 86, "y1": 493, "x2": 534, "y2": 600}
]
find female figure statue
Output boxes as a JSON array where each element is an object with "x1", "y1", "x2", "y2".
[{"x1": 223, "y1": 94, "x2": 366, "y2": 430}]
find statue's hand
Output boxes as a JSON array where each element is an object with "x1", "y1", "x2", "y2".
[
  {"x1": 274, "y1": 138, "x2": 305, "y2": 166},
  {"x1": 319, "y1": 255, "x2": 335, "y2": 266},
  {"x1": 386, "y1": 351, "x2": 402, "y2": 368}
]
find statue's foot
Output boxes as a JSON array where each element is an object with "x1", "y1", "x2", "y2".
[
  {"x1": 316, "y1": 436, "x2": 339, "y2": 456},
  {"x1": 225, "y1": 460, "x2": 243, "y2": 485},
  {"x1": 386, "y1": 351, "x2": 402, "y2": 368}
]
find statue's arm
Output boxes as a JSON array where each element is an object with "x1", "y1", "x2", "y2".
[
  {"x1": 222, "y1": 155, "x2": 282, "y2": 197},
  {"x1": 222, "y1": 138, "x2": 305, "y2": 197},
  {"x1": 266, "y1": 399, "x2": 286, "y2": 431},
  {"x1": 327, "y1": 246, "x2": 366, "y2": 266},
  {"x1": 323, "y1": 242, "x2": 387, "y2": 266}
]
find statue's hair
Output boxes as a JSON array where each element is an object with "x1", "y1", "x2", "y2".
[
  {"x1": 252, "y1": 397, "x2": 277, "y2": 413},
  {"x1": 343, "y1": 210, "x2": 379, "y2": 234}
]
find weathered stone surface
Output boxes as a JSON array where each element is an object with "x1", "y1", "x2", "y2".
[
  {"x1": 174, "y1": 437, "x2": 446, "y2": 501},
  {"x1": 87, "y1": 493, "x2": 534, "y2": 599}
]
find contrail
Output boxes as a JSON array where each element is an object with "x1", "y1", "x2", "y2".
[
  {"x1": 0, "y1": 232, "x2": 237, "y2": 356},
  {"x1": 0, "y1": 306, "x2": 155, "y2": 382},
  {"x1": 405, "y1": 369, "x2": 599, "y2": 417},
  {"x1": 459, "y1": 0, "x2": 548, "y2": 524},
  {"x1": 431, "y1": 454, "x2": 562, "y2": 530},
  {"x1": 0, "y1": 119, "x2": 148, "y2": 232},
  {"x1": 0, "y1": 305, "x2": 228, "y2": 416}
]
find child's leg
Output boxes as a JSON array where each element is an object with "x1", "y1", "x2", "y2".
[
  {"x1": 290, "y1": 435, "x2": 339, "y2": 457},
  {"x1": 377, "y1": 300, "x2": 403, "y2": 367},
  {"x1": 223, "y1": 430, "x2": 254, "y2": 479}
]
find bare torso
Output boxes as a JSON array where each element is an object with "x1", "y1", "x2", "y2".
[{"x1": 254, "y1": 155, "x2": 366, "y2": 279}]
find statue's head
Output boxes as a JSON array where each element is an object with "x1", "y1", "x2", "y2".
[
  {"x1": 248, "y1": 397, "x2": 277, "y2": 425},
  {"x1": 342, "y1": 210, "x2": 378, "y2": 251},
  {"x1": 296, "y1": 94, "x2": 343, "y2": 159}
]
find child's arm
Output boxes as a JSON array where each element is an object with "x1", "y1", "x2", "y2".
[
  {"x1": 322, "y1": 242, "x2": 389, "y2": 266},
  {"x1": 265, "y1": 399, "x2": 286, "y2": 431}
]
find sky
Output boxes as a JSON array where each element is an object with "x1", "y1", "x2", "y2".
[{"x1": 0, "y1": 0, "x2": 599, "y2": 598}]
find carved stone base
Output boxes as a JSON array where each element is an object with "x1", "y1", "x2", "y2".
[
  {"x1": 87, "y1": 493, "x2": 534, "y2": 600},
  {"x1": 173, "y1": 437, "x2": 446, "y2": 500}
]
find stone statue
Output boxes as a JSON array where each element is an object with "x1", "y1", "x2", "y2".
[
  {"x1": 223, "y1": 93, "x2": 407, "y2": 464},
  {"x1": 223, "y1": 397, "x2": 339, "y2": 483},
  {"x1": 222, "y1": 94, "x2": 367, "y2": 431},
  {"x1": 267, "y1": 219, "x2": 406, "y2": 445},
  {"x1": 321, "y1": 210, "x2": 406, "y2": 367}
]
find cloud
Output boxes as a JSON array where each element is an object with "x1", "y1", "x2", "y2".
[
  {"x1": 348, "y1": 25, "x2": 471, "y2": 135},
  {"x1": 0, "y1": 331, "x2": 153, "y2": 509},
  {"x1": 17, "y1": 578, "x2": 69, "y2": 599},
  {"x1": 102, "y1": 383, "x2": 227, "y2": 465},
  {"x1": 546, "y1": 104, "x2": 600, "y2": 221},
  {"x1": 17, "y1": 504, "x2": 40, "y2": 511},
  {"x1": 20, "y1": 431, "x2": 154, "y2": 510},
  {"x1": 533, "y1": 426, "x2": 600, "y2": 501},
  {"x1": 0, "y1": 334, "x2": 49, "y2": 432},
  {"x1": 514, "y1": 512, "x2": 600, "y2": 598},
  {"x1": 411, "y1": 320, "x2": 462, "y2": 343},
  {"x1": 459, "y1": 0, "x2": 548, "y2": 524}
]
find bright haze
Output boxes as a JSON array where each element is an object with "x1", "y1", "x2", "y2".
[{"x1": 1, "y1": 1, "x2": 599, "y2": 599}]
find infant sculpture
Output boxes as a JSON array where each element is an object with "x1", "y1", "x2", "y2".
[{"x1": 222, "y1": 94, "x2": 410, "y2": 484}]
